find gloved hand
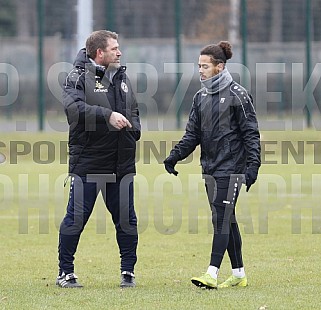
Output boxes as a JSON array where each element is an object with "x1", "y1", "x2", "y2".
[
  {"x1": 245, "y1": 166, "x2": 259, "y2": 192},
  {"x1": 164, "y1": 154, "x2": 179, "y2": 176}
]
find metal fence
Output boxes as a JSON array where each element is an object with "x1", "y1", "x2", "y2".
[{"x1": 0, "y1": 0, "x2": 320, "y2": 130}]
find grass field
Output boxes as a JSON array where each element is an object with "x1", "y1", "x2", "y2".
[{"x1": 0, "y1": 128, "x2": 320, "y2": 309}]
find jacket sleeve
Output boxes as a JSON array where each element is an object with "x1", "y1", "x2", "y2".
[
  {"x1": 170, "y1": 97, "x2": 201, "y2": 161},
  {"x1": 62, "y1": 68, "x2": 113, "y2": 127},
  {"x1": 128, "y1": 78, "x2": 141, "y2": 141},
  {"x1": 232, "y1": 87, "x2": 261, "y2": 169}
]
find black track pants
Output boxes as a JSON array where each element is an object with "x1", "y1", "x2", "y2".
[
  {"x1": 205, "y1": 175, "x2": 244, "y2": 269},
  {"x1": 58, "y1": 174, "x2": 138, "y2": 275}
]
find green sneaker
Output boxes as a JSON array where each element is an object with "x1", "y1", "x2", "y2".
[
  {"x1": 218, "y1": 275, "x2": 248, "y2": 288},
  {"x1": 191, "y1": 273, "x2": 217, "y2": 289}
]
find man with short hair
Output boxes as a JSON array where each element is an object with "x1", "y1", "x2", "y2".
[{"x1": 57, "y1": 30, "x2": 141, "y2": 288}]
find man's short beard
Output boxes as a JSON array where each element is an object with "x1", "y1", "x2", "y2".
[{"x1": 107, "y1": 62, "x2": 121, "y2": 70}]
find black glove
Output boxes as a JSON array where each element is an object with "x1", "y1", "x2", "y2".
[
  {"x1": 245, "y1": 166, "x2": 259, "y2": 192},
  {"x1": 164, "y1": 155, "x2": 179, "y2": 176}
]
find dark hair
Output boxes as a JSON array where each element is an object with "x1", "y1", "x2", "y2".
[
  {"x1": 200, "y1": 41, "x2": 233, "y2": 65},
  {"x1": 86, "y1": 30, "x2": 118, "y2": 59}
]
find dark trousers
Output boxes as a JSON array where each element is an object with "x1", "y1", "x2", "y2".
[
  {"x1": 58, "y1": 174, "x2": 138, "y2": 275},
  {"x1": 205, "y1": 175, "x2": 243, "y2": 269}
]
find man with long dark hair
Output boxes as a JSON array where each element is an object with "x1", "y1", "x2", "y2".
[{"x1": 164, "y1": 41, "x2": 261, "y2": 289}]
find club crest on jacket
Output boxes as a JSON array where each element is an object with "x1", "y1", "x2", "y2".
[{"x1": 121, "y1": 81, "x2": 128, "y2": 93}]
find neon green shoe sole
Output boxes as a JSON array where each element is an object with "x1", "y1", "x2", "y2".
[
  {"x1": 191, "y1": 273, "x2": 217, "y2": 289},
  {"x1": 218, "y1": 275, "x2": 248, "y2": 288}
]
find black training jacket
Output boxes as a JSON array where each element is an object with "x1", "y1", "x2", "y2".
[
  {"x1": 170, "y1": 81, "x2": 261, "y2": 177},
  {"x1": 63, "y1": 48, "x2": 141, "y2": 177}
]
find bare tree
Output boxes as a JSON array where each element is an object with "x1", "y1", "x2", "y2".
[{"x1": 193, "y1": 0, "x2": 230, "y2": 41}]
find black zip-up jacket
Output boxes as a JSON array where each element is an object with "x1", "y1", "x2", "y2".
[
  {"x1": 63, "y1": 48, "x2": 141, "y2": 177},
  {"x1": 170, "y1": 81, "x2": 261, "y2": 177}
]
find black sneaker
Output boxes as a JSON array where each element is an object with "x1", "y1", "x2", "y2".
[
  {"x1": 120, "y1": 271, "x2": 136, "y2": 288},
  {"x1": 56, "y1": 272, "x2": 83, "y2": 288}
]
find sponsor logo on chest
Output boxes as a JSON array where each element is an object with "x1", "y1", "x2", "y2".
[{"x1": 94, "y1": 80, "x2": 108, "y2": 92}]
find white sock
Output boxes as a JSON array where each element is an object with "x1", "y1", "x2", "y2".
[
  {"x1": 207, "y1": 265, "x2": 219, "y2": 279},
  {"x1": 232, "y1": 267, "x2": 245, "y2": 278}
]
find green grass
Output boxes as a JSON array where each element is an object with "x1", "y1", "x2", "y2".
[{"x1": 0, "y1": 129, "x2": 321, "y2": 309}]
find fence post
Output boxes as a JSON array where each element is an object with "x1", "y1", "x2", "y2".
[
  {"x1": 106, "y1": 0, "x2": 115, "y2": 31},
  {"x1": 37, "y1": 0, "x2": 45, "y2": 131},
  {"x1": 175, "y1": 0, "x2": 182, "y2": 129},
  {"x1": 305, "y1": 0, "x2": 312, "y2": 128},
  {"x1": 241, "y1": 0, "x2": 248, "y2": 89}
]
